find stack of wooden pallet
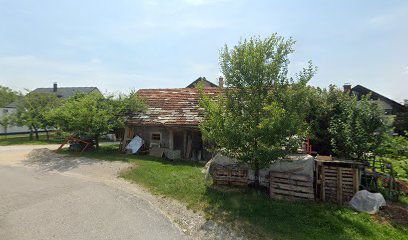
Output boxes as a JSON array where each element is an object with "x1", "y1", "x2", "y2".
[
  {"x1": 269, "y1": 171, "x2": 314, "y2": 201},
  {"x1": 211, "y1": 164, "x2": 248, "y2": 186}
]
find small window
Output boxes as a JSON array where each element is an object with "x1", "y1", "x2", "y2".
[
  {"x1": 151, "y1": 133, "x2": 161, "y2": 141},
  {"x1": 3, "y1": 109, "x2": 8, "y2": 114}
]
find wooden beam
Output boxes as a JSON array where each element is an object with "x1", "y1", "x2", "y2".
[
  {"x1": 122, "y1": 127, "x2": 130, "y2": 151},
  {"x1": 169, "y1": 129, "x2": 174, "y2": 150},
  {"x1": 183, "y1": 130, "x2": 187, "y2": 158}
]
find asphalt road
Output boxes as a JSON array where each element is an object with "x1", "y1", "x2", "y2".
[{"x1": 0, "y1": 145, "x2": 186, "y2": 240}]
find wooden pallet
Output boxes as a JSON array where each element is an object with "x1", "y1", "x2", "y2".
[
  {"x1": 316, "y1": 160, "x2": 361, "y2": 204},
  {"x1": 212, "y1": 165, "x2": 248, "y2": 186},
  {"x1": 269, "y1": 172, "x2": 314, "y2": 201}
]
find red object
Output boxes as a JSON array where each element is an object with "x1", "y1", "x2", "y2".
[{"x1": 57, "y1": 135, "x2": 92, "y2": 154}]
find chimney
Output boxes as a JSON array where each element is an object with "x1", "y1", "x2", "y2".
[
  {"x1": 53, "y1": 82, "x2": 58, "y2": 92},
  {"x1": 343, "y1": 83, "x2": 351, "y2": 93},
  {"x1": 218, "y1": 76, "x2": 224, "y2": 88}
]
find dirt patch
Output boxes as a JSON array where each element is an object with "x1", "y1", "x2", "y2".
[{"x1": 376, "y1": 202, "x2": 408, "y2": 227}]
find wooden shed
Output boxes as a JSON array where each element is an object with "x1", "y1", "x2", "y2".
[{"x1": 122, "y1": 87, "x2": 220, "y2": 161}]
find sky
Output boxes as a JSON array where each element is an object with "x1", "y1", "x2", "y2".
[{"x1": 0, "y1": 0, "x2": 407, "y2": 102}]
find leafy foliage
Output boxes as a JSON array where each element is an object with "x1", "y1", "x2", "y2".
[
  {"x1": 375, "y1": 134, "x2": 408, "y2": 181},
  {"x1": 329, "y1": 93, "x2": 387, "y2": 159},
  {"x1": 200, "y1": 34, "x2": 316, "y2": 178},
  {"x1": 0, "y1": 85, "x2": 20, "y2": 107},
  {"x1": 306, "y1": 86, "x2": 387, "y2": 159},
  {"x1": 0, "y1": 114, "x2": 16, "y2": 135},
  {"x1": 394, "y1": 111, "x2": 408, "y2": 136},
  {"x1": 47, "y1": 92, "x2": 145, "y2": 147},
  {"x1": 15, "y1": 92, "x2": 61, "y2": 140}
]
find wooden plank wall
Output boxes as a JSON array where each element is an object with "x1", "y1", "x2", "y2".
[
  {"x1": 316, "y1": 162, "x2": 360, "y2": 204},
  {"x1": 269, "y1": 172, "x2": 314, "y2": 201},
  {"x1": 212, "y1": 165, "x2": 248, "y2": 186}
]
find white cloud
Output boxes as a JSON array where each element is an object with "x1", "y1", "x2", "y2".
[{"x1": 368, "y1": 6, "x2": 408, "y2": 27}]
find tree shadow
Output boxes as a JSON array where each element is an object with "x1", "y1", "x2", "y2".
[
  {"x1": 22, "y1": 148, "x2": 100, "y2": 172},
  {"x1": 202, "y1": 187, "x2": 385, "y2": 240}
]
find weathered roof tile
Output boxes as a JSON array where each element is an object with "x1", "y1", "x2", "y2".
[{"x1": 128, "y1": 88, "x2": 220, "y2": 127}]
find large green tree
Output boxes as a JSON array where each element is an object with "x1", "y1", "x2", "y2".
[
  {"x1": 200, "y1": 34, "x2": 315, "y2": 185},
  {"x1": 47, "y1": 92, "x2": 145, "y2": 149},
  {"x1": 306, "y1": 85, "x2": 388, "y2": 159},
  {"x1": 0, "y1": 85, "x2": 20, "y2": 107},
  {"x1": 393, "y1": 110, "x2": 408, "y2": 136},
  {"x1": 0, "y1": 114, "x2": 15, "y2": 137},
  {"x1": 15, "y1": 92, "x2": 61, "y2": 140}
]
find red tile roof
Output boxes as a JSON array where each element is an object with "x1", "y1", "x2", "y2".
[{"x1": 128, "y1": 88, "x2": 221, "y2": 127}]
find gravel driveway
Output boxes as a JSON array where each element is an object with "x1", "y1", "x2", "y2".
[{"x1": 0, "y1": 145, "x2": 187, "y2": 240}]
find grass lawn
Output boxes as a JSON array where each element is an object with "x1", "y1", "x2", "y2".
[
  {"x1": 0, "y1": 133, "x2": 63, "y2": 146},
  {"x1": 66, "y1": 145, "x2": 408, "y2": 240}
]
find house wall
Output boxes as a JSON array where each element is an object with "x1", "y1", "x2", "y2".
[
  {"x1": 132, "y1": 126, "x2": 172, "y2": 148},
  {"x1": 0, "y1": 107, "x2": 30, "y2": 135},
  {"x1": 371, "y1": 99, "x2": 393, "y2": 114},
  {"x1": 126, "y1": 125, "x2": 212, "y2": 161}
]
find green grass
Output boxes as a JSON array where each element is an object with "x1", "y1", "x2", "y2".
[
  {"x1": 66, "y1": 145, "x2": 408, "y2": 240},
  {"x1": 0, "y1": 133, "x2": 63, "y2": 146},
  {"x1": 400, "y1": 196, "x2": 408, "y2": 206}
]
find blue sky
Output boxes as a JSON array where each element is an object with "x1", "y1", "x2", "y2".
[{"x1": 0, "y1": 0, "x2": 407, "y2": 102}]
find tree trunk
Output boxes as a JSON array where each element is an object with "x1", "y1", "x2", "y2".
[
  {"x1": 95, "y1": 135, "x2": 99, "y2": 150},
  {"x1": 45, "y1": 128, "x2": 49, "y2": 141},
  {"x1": 29, "y1": 127, "x2": 33, "y2": 140},
  {"x1": 34, "y1": 128, "x2": 39, "y2": 140},
  {"x1": 253, "y1": 159, "x2": 260, "y2": 188}
]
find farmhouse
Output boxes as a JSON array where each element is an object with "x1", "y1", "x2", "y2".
[
  {"x1": 122, "y1": 78, "x2": 221, "y2": 161},
  {"x1": 344, "y1": 84, "x2": 407, "y2": 116},
  {"x1": 0, "y1": 83, "x2": 100, "y2": 135}
]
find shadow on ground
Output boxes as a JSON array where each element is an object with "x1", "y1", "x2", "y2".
[
  {"x1": 22, "y1": 148, "x2": 98, "y2": 172},
  {"x1": 203, "y1": 187, "x2": 407, "y2": 240}
]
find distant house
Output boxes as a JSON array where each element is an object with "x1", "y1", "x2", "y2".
[
  {"x1": 28, "y1": 83, "x2": 100, "y2": 99},
  {"x1": 122, "y1": 78, "x2": 221, "y2": 161},
  {"x1": 186, "y1": 77, "x2": 220, "y2": 88},
  {"x1": 0, "y1": 83, "x2": 100, "y2": 135},
  {"x1": 344, "y1": 84, "x2": 407, "y2": 117}
]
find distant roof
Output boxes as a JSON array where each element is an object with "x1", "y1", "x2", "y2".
[
  {"x1": 351, "y1": 85, "x2": 406, "y2": 112},
  {"x1": 3, "y1": 86, "x2": 100, "y2": 108},
  {"x1": 31, "y1": 87, "x2": 99, "y2": 99},
  {"x1": 186, "y1": 77, "x2": 218, "y2": 88},
  {"x1": 128, "y1": 88, "x2": 221, "y2": 127},
  {"x1": 4, "y1": 101, "x2": 17, "y2": 108}
]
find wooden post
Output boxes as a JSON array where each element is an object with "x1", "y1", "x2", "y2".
[
  {"x1": 122, "y1": 127, "x2": 130, "y2": 151},
  {"x1": 169, "y1": 129, "x2": 174, "y2": 150},
  {"x1": 321, "y1": 164, "x2": 325, "y2": 202},
  {"x1": 183, "y1": 130, "x2": 187, "y2": 158},
  {"x1": 337, "y1": 167, "x2": 343, "y2": 205},
  {"x1": 186, "y1": 133, "x2": 192, "y2": 159},
  {"x1": 353, "y1": 168, "x2": 359, "y2": 194}
]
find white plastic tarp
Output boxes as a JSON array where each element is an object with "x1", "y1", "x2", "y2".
[
  {"x1": 204, "y1": 153, "x2": 314, "y2": 187},
  {"x1": 125, "y1": 135, "x2": 143, "y2": 154},
  {"x1": 349, "y1": 190, "x2": 386, "y2": 214}
]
